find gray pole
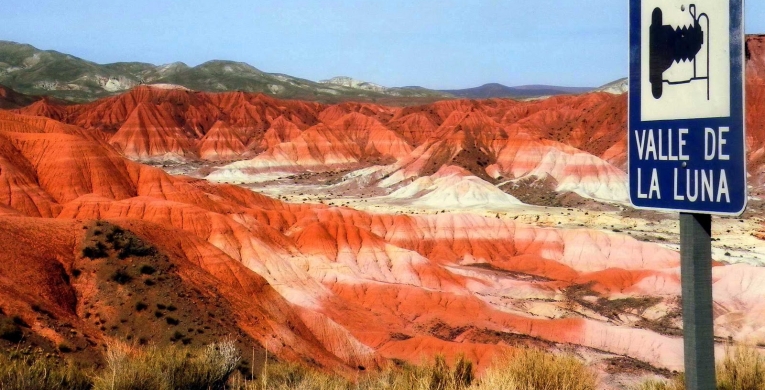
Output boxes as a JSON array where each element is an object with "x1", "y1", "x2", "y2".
[{"x1": 680, "y1": 212, "x2": 716, "y2": 389}]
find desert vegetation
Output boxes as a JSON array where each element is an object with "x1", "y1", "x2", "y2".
[
  {"x1": 468, "y1": 348, "x2": 596, "y2": 390},
  {"x1": 0, "y1": 339, "x2": 240, "y2": 390},
  {"x1": 633, "y1": 344, "x2": 765, "y2": 390},
  {"x1": 3, "y1": 340, "x2": 765, "y2": 389},
  {"x1": 0, "y1": 339, "x2": 600, "y2": 390}
]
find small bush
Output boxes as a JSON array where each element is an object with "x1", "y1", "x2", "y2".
[
  {"x1": 82, "y1": 242, "x2": 108, "y2": 259},
  {"x1": 58, "y1": 342, "x2": 74, "y2": 353},
  {"x1": 11, "y1": 315, "x2": 28, "y2": 327},
  {"x1": 139, "y1": 264, "x2": 156, "y2": 275},
  {"x1": 135, "y1": 301, "x2": 148, "y2": 311},
  {"x1": 111, "y1": 269, "x2": 132, "y2": 284},
  {"x1": 111, "y1": 231, "x2": 156, "y2": 259},
  {"x1": 166, "y1": 317, "x2": 180, "y2": 326},
  {"x1": 0, "y1": 318, "x2": 23, "y2": 342}
]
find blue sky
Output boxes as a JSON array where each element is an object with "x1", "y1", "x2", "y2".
[{"x1": 3, "y1": 1, "x2": 764, "y2": 89}]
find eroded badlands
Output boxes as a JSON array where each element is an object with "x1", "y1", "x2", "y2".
[{"x1": 2, "y1": 36, "x2": 765, "y2": 389}]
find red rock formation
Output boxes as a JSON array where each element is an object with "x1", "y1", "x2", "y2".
[
  {"x1": 747, "y1": 35, "x2": 765, "y2": 81},
  {"x1": 256, "y1": 115, "x2": 303, "y2": 151},
  {"x1": 13, "y1": 39, "x2": 765, "y2": 189},
  {"x1": 0, "y1": 215, "x2": 353, "y2": 371},
  {"x1": 17, "y1": 98, "x2": 68, "y2": 121},
  {"x1": 198, "y1": 120, "x2": 246, "y2": 161},
  {"x1": 1, "y1": 35, "x2": 764, "y2": 377},
  {"x1": 2, "y1": 104, "x2": 765, "y2": 374},
  {"x1": 110, "y1": 102, "x2": 195, "y2": 159}
]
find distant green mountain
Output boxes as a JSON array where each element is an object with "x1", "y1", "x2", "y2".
[
  {"x1": 0, "y1": 41, "x2": 450, "y2": 103},
  {"x1": 439, "y1": 83, "x2": 594, "y2": 99}
]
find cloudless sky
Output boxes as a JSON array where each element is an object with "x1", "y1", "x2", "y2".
[{"x1": 3, "y1": 1, "x2": 765, "y2": 89}]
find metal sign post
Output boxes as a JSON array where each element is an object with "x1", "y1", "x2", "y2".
[
  {"x1": 680, "y1": 213, "x2": 715, "y2": 389},
  {"x1": 629, "y1": 1, "x2": 746, "y2": 389}
]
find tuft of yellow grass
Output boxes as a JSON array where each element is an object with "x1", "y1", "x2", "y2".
[
  {"x1": 634, "y1": 343, "x2": 765, "y2": 390},
  {"x1": 0, "y1": 341, "x2": 603, "y2": 390},
  {"x1": 227, "y1": 354, "x2": 474, "y2": 390},
  {"x1": 630, "y1": 377, "x2": 683, "y2": 390},
  {"x1": 470, "y1": 348, "x2": 597, "y2": 390},
  {"x1": 0, "y1": 352, "x2": 92, "y2": 390},
  {"x1": 717, "y1": 344, "x2": 765, "y2": 390},
  {"x1": 93, "y1": 338, "x2": 240, "y2": 390}
]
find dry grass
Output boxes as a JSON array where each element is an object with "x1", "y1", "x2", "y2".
[
  {"x1": 229, "y1": 360, "x2": 348, "y2": 390},
  {"x1": 717, "y1": 344, "x2": 765, "y2": 390},
  {"x1": 0, "y1": 352, "x2": 92, "y2": 390},
  {"x1": 470, "y1": 348, "x2": 597, "y2": 390},
  {"x1": 4, "y1": 337, "x2": 764, "y2": 390},
  {"x1": 92, "y1": 338, "x2": 240, "y2": 390},
  {"x1": 634, "y1": 344, "x2": 765, "y2": 390},
  {"x1": 229, "y1": 354, "x2": 474, "y2": 390},
  {"x1": 631, "y1": 378, "x2": 683, "y2": 390},
  {"x1": 0, "y1": 342, "x2": 601, "y2": 390},
  {"x1": 363, "y1": 354, "x2": 473, "y2": 390},
  {"x1": 229, "y1": 348, "x2": 593, "y2": 390}
]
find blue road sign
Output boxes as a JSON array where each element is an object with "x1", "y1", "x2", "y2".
[{"x1": 629, "y1": 0, "x2": 746, "y2": 215}]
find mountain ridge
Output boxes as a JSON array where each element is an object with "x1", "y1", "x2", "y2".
[
  {"x1": 0, "y1": 41, "x2": 449, "y2": 103},
  {"x1": 1, "y1": 40, "x2": 598, "y2": 104},
  {"x1": 440, "y1": 82, "x2": 593, "y2": 99}
]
